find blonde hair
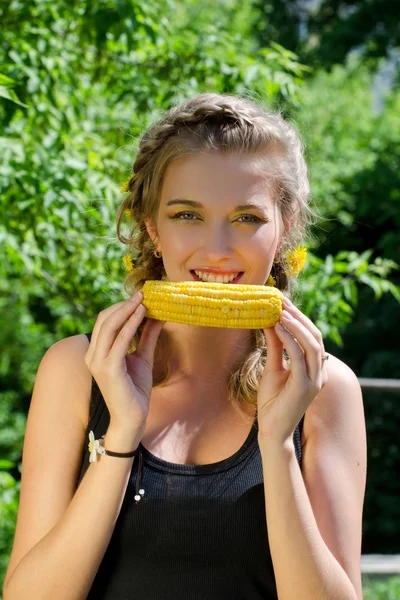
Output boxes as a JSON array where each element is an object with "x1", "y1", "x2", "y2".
[{"x1": 116, "y1": 92, "x2": 316, "y2": 423}]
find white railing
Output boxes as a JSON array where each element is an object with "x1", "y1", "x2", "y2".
[
  {"x1": 358, "y1": 378, "x2": 400, "y2": 391},
  {"x1": 361, "y1": 554, "x2": 400, "y2": 576}
]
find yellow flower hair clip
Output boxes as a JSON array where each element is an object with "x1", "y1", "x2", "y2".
[
  {"x1": 283, "y1": 246, "x2": 307, "y2": 277},
  {"x1": 266, "y1": 274, "x2": 276, "y2": 287},
  {"x1": 120, "y1": 178, "x2": 131, "y2": 193},
  {"x1": 122, "y1": 254, "x2": 134, "y2": 271}
]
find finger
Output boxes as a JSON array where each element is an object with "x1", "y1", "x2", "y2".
[
  {"x1": 263, "y1": 327, "x2": 286, "y2": 372},
  {"x1": 136, "y1": 317, "x2": 167, "y2": 369},
  {"x1": 280, "y1": 311, "x2": 322, "y2": 381},
  {"x1": 92, "y1": 292, "x2": 145, "y2": 361},
  {"x1": 85, "y1": 300, "x2": 129, "y2": 362},
  {"x1": 282, "y1": 297, "x2": 324, "y2": 347},
  {"x1": 274, "y1": 323, "x2": 307, "y2": 381},
  {"x1": 86, "y1": 293, "x2": 143, "y2": 360},
  {"x1": 107, "y1": 303, "x2": 150, "y2": 362}
]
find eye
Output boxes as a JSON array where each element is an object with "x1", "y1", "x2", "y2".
[
  {"x1": 170, "y1": 212, "x2": 264, "y2": 224},
  {"x1": 236, "y1": 214, "x2": 263, "y2": 223},
  {"x1": 170, "y1": 211, "x2": 199, "y2": 221}
]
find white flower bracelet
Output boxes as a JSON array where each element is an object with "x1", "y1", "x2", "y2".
[{"x1": 88, "y1": 431, "x2": 140, "y2": 463}]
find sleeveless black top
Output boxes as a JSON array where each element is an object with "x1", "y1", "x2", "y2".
[{"x1": 77, "y1": 333, "x2": 305, "y2": 599}]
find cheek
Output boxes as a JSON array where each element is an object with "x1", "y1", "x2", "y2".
[
  {"x1": 163, "y1": 231, "x2": 195, "y2": 255},
  {"x1": 249, "y1": 232, "x2": 280, "y2": 273},
  {"x1": 252, "y1": 229, "x2": 279, "y2": 252}
]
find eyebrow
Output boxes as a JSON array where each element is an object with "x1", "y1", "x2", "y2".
[{"x1": 166, "y1": 199, "x2": 269, "y2": 212}]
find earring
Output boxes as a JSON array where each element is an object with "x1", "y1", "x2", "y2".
[
  {"x1": 153, "y1": 247, "x2": 162, "y2": 258},
  {"x1": 273, "y1": 251, "x2": 281, "y2": 264}
]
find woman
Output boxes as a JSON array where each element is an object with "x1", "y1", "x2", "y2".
[{"x1": 3, "y1": 93, "x2": 366, "y2": 600}]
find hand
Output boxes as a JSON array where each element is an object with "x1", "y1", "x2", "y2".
[
  {"x1": 257, "y1": 297, "x2": 329, "y2": 445},
  {"x1": 84, "y1": 290, "x2": 166, "y2": 432}
]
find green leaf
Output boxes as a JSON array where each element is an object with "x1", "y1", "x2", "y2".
[
  {"x1": 324, "y1": 254, "x2": 334, "y2": 275},
  {"x1": 326, "y1": 275, "x2": 343, "y2": 286},
  {"x1": 64, "y1": 158, "x2": 87, "y2": 170},
  {"x1": 384, "y1": 281, "x2": 400, "y2": 303},
  {"x1": 0, "y1": 460, "x2": 15, "y2": 470},
  {"x1": 0, "y1": 86, "x2": 28, "y2": 108},
  {"x1": 332, "y1": 261, "x2": 349, "y2": 273},
  {"x1": 359, "y1": 274, "x2": 383, "y2": 298},
  {"x1": 342, "y1": 279, "x2": 358, "y2": 305},
  {"x1": 337, "y1": 298, "x2": 354, "y2": 315},
  {"x1": 0, "y1": 74, "x2": 17, "y2": 86}
]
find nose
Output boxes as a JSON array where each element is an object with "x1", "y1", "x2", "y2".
[{"x1": 201, "y1": 226, "x2": 234, "y2": 262}]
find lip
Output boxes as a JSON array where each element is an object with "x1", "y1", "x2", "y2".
[{"x1": 191, "y1": 270, "x2": 244, "y2": 283}]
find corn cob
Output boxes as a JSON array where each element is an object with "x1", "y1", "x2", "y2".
[{"x1": 141, "y1": 280, "x2": 283, "y2": 329}]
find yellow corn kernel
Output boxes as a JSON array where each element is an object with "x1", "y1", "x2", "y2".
[{"x1": 141, "y1": 280, "x2": 283, "y2": 329}]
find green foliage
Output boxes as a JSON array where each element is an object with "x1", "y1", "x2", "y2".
[
  {"x1": 295, "y1": 58, "x2": 400, "y2": 264},
  {"x1": 0, "y1": 472, "x2": 20, "y2": 594},
  {"x1": 252, "y1": 0, "x2": 400, "y2": 73},
  {"x1": 362, "y1": 576, "x2": 400, "y2": 600},
  {"x1": 304, "y1": 0, "x2": 400, "y2": 71},
  {"x1": 0, "y1": 74, "x2": 27, "y2": 108},
  {"x1": 297, "y1": 250, "x2": 399, "y2": 347}
]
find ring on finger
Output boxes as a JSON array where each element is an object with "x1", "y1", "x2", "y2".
[{"x1": 321, "y1": 353, "x2": 329, "y2": 366}]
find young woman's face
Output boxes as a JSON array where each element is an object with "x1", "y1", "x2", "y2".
[{"x1": 146, "y1": 152, "x2": 284, "y2": 286}]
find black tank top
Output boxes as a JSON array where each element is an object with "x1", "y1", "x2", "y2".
[{"x1": 77, "y1": 332, "x2": 304, "y2": 599}]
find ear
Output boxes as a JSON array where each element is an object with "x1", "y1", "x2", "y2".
[
  {"x1": 144, "y1": 218, "x2": 159, "y2": 248},
  {"x1": 281, "y1": 218, "x2": 294, "y2": 243},
  {"x1": 276, "y1": 219, "x2": 294, "y2": 255},
  {"x1": 286, "y1": 218, "x2": 294, "y2": 235}
]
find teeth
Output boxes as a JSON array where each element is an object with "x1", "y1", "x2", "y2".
[{"x1": 194, "y1": 270, "x2": 239, "y2": 283}]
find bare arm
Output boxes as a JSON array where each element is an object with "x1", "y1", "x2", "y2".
[
  {"x1": 259, "y1": 438, "x2": 359, "y2": 600},
  {"x1": 258, "y1": 358, "x2": 366, "y2": 600},
  {"x1": 4, "y1": 424, "x2": 141, "y2": 600},
  {"x1": 4, "y1": 294, "x2": 164, "y2": 600}
]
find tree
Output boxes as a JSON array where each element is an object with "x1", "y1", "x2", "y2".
[{"x1": 253, "y1": 0, "x2": 400, "y2": 73}]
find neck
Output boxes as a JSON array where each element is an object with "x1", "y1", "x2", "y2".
[{"x1": 155, "y1": 323, "x2": 254, "y2": 387}]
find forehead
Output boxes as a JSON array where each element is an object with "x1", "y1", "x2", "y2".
[{"x1": 160, "y1": 152, "x2": 276, "y2": 207}]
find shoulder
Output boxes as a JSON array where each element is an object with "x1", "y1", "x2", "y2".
[
  {"x1": 43, "y1": 333, "x2": 91, "y2": 383},
  {"x1": 303, "y1": 353, "x2": 364, "y2": 441},
  {"x1": 48, "y1": 332, "x2": 91, "y2": 354},
  {"x1": 40, "y1": 333, "x2": 92, "y2": 430}
]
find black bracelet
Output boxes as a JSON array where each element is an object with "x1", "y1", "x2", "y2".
[{"x1": 104, "y1": 446, "x2": 140, "y2": 458}]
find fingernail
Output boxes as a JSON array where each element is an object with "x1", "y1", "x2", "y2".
[
  {"x1": 281, "y1": 309, "x2": 292, "y2": 320},
  {"x1": 283, "y1": 297, "x2": 293, "y2": 306},
  {"x1": 130, "y1": 290, "x2": 143, "y2": 301}
]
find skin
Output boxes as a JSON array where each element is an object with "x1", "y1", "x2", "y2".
[{"x1": 145, "y1": 151, "x2": 285, "y2": 389}]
